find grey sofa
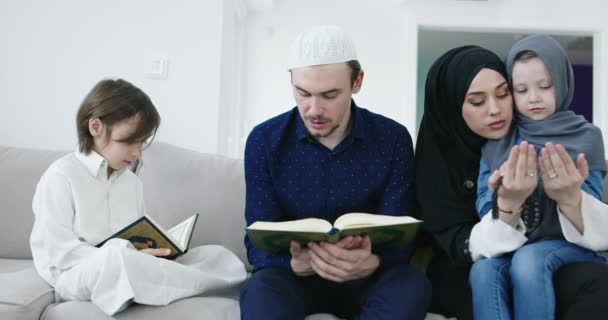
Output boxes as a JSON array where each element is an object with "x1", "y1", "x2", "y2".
[
  {"x1": 0, "y1": 142, "x2": 448, "y2": 320},
  {"x1": 1, "y1": 142, "x2": 251, "y2": 320}
]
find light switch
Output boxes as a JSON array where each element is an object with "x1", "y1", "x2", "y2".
[{"x1": 146, "y1": 58, "x2": 169, "y2": 79}]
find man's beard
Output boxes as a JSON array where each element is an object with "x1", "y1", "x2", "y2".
[
  {"x1": 303, "y1": 115, "x2": 341, "y2": 138},
  {"x1": 308, "y1": 124, "x2": 340, "y2": 138}
]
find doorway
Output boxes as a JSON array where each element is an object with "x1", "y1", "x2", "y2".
[{"x1": 416, "y1": 30, "x2": 594, "y2": 128}]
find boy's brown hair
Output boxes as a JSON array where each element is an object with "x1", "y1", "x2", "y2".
[{"x1": 76, "y1": 79, "x2": 161, "y2": 154}]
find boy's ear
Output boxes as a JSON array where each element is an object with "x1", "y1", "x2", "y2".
[{"x1": 88, "y1": 118, "x2": 104, "y2": 137}]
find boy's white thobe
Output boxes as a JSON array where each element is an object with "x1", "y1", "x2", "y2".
[{"x1": 30, "y1": 150, "x2": 246, "y2": 315}]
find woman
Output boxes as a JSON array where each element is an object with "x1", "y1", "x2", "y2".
[{"x1": 414, "y1": 45, "x2": 608, "y2": 320}]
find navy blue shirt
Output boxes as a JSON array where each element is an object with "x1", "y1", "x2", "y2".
[{"x1": 244, "y1": 102, "x2": 416, "y2": 271}]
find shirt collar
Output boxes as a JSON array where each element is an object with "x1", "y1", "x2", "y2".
[
  {"x1": 74, "y1": 149, "x2": 109, "y2": 178},
  {"x1": 349, "y1": 100, "x2": 366, "y2": 141},
  {"x1": 296, "y1": 99, "x2": 366, "y2": 143},
  {"x1": 295, "y1": 110, "x2": 309, "y2": 142}
]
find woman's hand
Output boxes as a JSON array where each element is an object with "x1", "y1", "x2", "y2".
[
  {"x1": 488, "y1": 141, "x2": 538, "y2": 227},
  {"x1": 540, "y1": 142, "x2": 588, "y2": 233}
]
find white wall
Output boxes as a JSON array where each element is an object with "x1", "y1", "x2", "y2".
[
  {"x1": 239, "y1": 0, "x2": 608, "y2": 157},
  {"x1": 240, "y1": 0, "x2": 410, "y2": 151},
  {"x1": 0, "y1": 0, "x2": 225, "y2": 153},
  {"x1": 2, "y1": 0, "x2": 608, "y2": 158},
  {"x1": 404, "y1": 0, "x2": 608, "y2": 151}
]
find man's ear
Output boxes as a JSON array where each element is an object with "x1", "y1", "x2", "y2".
[
  {"x1": 352, "y1": 70, "x2": 364, "y2": 94},
  {"x1": 88, "y1": 118, "x2": 104, "y2": 137}
]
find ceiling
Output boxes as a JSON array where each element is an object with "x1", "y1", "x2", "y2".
[{"x1": 419, "y1": 30, "x2": 593, "y2": 65}]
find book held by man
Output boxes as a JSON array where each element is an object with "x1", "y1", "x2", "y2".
[
  {"x1": 96, "y1": 213, "x2": 199, "y2": 259},
  {"x1": 246, "y1": 213, "x2": 422, "y2": 253}
]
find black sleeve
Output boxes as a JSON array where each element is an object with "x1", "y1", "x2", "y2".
[{"x1": 431, "y1": 223, "x2": 474, "y2": 266}]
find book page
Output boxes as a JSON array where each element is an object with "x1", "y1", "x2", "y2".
[
  {"x1": 167, "y1": 214, "x2": 198, "y2": 250},
  {"x1": 248, "y1": 218, "x2": 332, "y2": 233},
  {"x1": 334, "y1": 213, "x2": 421, "y2": 230}
]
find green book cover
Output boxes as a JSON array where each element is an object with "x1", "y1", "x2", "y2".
[
  {"x1": 246, "y1": 213, "x2": 422, "y2": 253},
  {"x1": 95, "y1": 213, "x2": 199, "y2": 259}
]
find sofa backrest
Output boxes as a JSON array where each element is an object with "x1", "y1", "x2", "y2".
[
  {"x1": 137, "y1": 142, "x2": 250, "y2": 269},
  {"x1": 0, "y1": 142, "x2": 250, "y2": 270},
  {"x1": 1, "y1": 142, "x2": 605, "y2": 269},
  {"x1": 0, "y1": 145, "x2": 66, "y2": 259}
]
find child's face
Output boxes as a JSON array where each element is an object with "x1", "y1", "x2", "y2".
[
  {"x1": 511, "y1": 57, "x2": 556, "y2": 120},
  {"x1": 92, "y1": 116, "x2": 145, "y2": 175}
]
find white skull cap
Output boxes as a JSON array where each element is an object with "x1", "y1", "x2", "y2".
[{"x1": 287, "y1": 25, "x2": 357, "y2": 70}]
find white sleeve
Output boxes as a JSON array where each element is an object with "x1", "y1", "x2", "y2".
[
  {"x1": 469, "y1": 211, "x2": 528, "y2": 261},
  {"x1": 30, "y1": 169, "x2": 97, "y2": 283},
  {"x1": 558, "y1": 191, "x2": 608, "y2": 251}
]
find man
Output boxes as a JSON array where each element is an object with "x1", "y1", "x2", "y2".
[{"x1": 240, "y1": 25, "x2": 430, "y2": 320}]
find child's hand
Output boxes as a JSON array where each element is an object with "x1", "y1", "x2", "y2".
[
  {"x1": 140, "y1": 248, "x2": 171, "y2": 257},
  {"x1": 540, "y1": 143, "x2": 587, "y2": 209}
]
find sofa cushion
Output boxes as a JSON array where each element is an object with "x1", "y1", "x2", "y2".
[
  {"x1": 0, "y1": 259, "x2": 54, "y2": 320},
  {"x1": 0, "y1": 146, "x2": 65, "y2": 259},
  {"x1": 138, "y1": 142, "x2": 250, "y2": 269},
  {"x1": 41, "y1": 300, "x2": 446, "y2": 320},
  {"x1": 42, "y1": 297, "x2": 241, "y2": 320}
]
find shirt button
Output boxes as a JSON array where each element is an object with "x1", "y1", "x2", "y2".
[{"x1": 463, "y1": 180, "x2": 475, "y2": 190}]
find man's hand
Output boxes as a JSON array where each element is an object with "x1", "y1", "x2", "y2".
[
  {"x1": 290, "y1": 241, "x2": 315, "y2": 276},
  {"x1": 308, "y1": 236, "x2": 380, "y2": 283},
  {"x1": 140, "y1": 248, "x2": 171, "y2": 257},
  {"x1": 289, "y1": 236, "x2": 363, "y2": 277}
]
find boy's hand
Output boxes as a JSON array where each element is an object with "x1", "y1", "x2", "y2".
[{"x1": 140, "y1": 248, "x2": 171, "y2": 257}]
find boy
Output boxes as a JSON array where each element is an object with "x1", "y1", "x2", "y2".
[{"x1": 30, "y1": 79, "x2": 246, "y2": 315}]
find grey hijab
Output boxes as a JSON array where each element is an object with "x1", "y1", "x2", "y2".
[{"x1": 483, "y1": 34, "x2": 606, "y2": 173}]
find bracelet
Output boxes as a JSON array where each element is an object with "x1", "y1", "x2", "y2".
[{"x1": 496, "y1": 206, "x2": 523, "y2": 215}]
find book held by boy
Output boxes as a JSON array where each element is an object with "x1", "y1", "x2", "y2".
[
  {"x1": 246, "y1": 212, "x2": 422, "y2": 253},
  {"x1": 96, "y1": 213, "x2": 199, "y2": 259}
]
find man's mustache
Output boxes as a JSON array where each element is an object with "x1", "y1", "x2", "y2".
[{"x1": 304, "y1": 116, "x2": 329, "y2": 122}]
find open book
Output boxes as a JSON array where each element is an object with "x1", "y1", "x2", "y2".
[
  {"x1": 96, "y1": 213, "x2": 199, "y2": 259},
  {"x1": 246, "y1": 213, "x2": 422, "y2": 253}
]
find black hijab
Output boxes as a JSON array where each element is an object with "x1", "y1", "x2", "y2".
[{"x1": 415, "y1": 46, "x2": 508, "y2": 262}]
